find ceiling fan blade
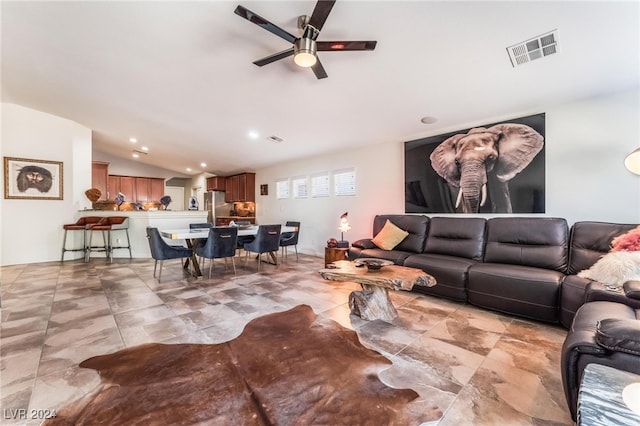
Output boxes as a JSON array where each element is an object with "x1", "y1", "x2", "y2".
[
  {"x1": 317, "y1": 41, "x2": 377, "y2": 51},
  {"x1": 308, "y1": 0, "x2": 337, "y2": 32},
  {"x1": 311, "y1": 58, "x2": 328, "y2": 80},
  {"x1": 234, "y1": 5, "x2": 296, "y2": 44},
  {"x1": 253, "y1": 48, "x2": 295, "y2": 67}
]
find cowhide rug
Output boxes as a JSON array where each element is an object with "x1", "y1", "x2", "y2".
[{"x1": 44, "y1": 305, "x2": 435, "y2": 425}]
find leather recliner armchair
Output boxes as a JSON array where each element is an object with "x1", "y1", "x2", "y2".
[{"x1": 560, "y1": 280, "x2": 640, "y2": 421}]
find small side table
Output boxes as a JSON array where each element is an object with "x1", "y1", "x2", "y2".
[
  {"x1": 324, "y1": 247, "x2": 348, "y2": 267},
  {"x1": 578, "y1": 363, "x2": 640, "y2": 425}
]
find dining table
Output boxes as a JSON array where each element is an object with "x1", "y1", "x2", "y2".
[{"x1": 160, "y1": 225, "x2": 297, "y2": 277}]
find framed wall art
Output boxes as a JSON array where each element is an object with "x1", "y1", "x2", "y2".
[
  {"x1": 3, "y1": 156, "x2": 64, "y2": 200},
  {"x1": 404, "y1": 113, "x2": 545, "y2": 214}
]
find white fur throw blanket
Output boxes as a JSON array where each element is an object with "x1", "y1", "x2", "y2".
[{"x1": 578, "y1": 251, "x2": 640, "y2": 289}]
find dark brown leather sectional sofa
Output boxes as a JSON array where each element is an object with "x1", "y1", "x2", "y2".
[
  {"x1": 349, "y1": 214, "x2": 640, "y2": 420},
  {"x1": 350, "y1": 214, "x2": 637, "y2": 326}
]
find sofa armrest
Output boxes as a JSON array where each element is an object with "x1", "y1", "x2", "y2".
[
  {"x1": 587, "y1": 281, "x2": 640, "y2": 308},
  {"x1": 596, "y1": 318, "x2": 640, "y2": 355},
  {"x1": 624, "y1": 280, "x2": 640, "y2": 300},
  {"x1": 352, "y1": 239, "x2": 376, "y2": 250}
]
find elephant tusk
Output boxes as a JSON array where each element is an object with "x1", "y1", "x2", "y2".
[
  {"x1": 480, "y1": 184, "x2": 487, "y2": 207},
  {"x1": 455, "y1": 189, "x2": 463, "y2": 208}
]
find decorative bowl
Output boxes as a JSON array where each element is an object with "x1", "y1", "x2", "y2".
[{"x1": 355, "y1": 258, "x2": 394, "y2": 271}]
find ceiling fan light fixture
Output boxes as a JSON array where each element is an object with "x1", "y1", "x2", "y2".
[{"x1": 294, "y1": 38, "x2": 317, "y2": 67}]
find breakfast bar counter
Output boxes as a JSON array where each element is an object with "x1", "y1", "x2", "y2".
[{"x1": 77, "y1": 210, "x2": 207, "y2": 259}]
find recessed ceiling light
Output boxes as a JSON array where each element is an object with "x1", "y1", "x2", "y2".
[
  {"x1": 248, "y1": 130, "x2": 259, "y2": 140},
  {"x1": 186, "y1": 167, "x2": 192, "y2": 172},
  {"x1": 132, "y1": 152, "x2": 139, "y2": 158},
  {"x1": 129, "y1": 137, "x2": 137, "y2": 143},
  {"x1": 141, "y1": 146, "x2": 149, "y2": 151},
  {"x1": 420, "y1": 116, "x2": 438, "y2": 124},
  {"x1": 200, "y1": 162, "x2": 207, "y2": 168}
]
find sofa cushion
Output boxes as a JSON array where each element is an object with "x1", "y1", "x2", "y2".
[
  {"x1": 483, "y1": 217, "x2": 568, "y2": 272},
  {"x1": 372, "y1": 215, "x2": 429, "y2": 253},
  {"x1": 404, "y1": 253, "x2": 476, "y2": 302},
  {"x1": 372, "y1": 219, "x2": 409, "y2": 250},
  {"x1": 468, "y1": 263, "x2": 564, "y2": 323},
  {"x1": 423, "y1": 217, "x2": 486, "y2": 260},
  {"x1": 567, "y1": 221, "x2": 637, "y2": 275}
]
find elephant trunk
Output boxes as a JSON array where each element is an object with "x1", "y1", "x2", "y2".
[{"x1": 457, "y1": 162, "x2": 488, "y2": 213}]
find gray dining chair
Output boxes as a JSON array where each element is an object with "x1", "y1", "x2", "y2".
[
  {"x1": 279, "y1": 221, "x2": 300, "y2": 262},
  {"x1": 190, "y1": 222, "x2": 213, "y2": 262},
  {"x1": 243, "y1": 224, "x2": 281, "y2": 270},
  {"x1": 196, "y1": 227, "x2": 238, "y2": 278},
  {"x1": 146, "y1": 227, "x2": 193, "y2": 282}
]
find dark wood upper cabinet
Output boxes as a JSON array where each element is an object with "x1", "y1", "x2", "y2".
[
  {"x1": 91, "y1": 161, "x2": 109, "y2": 201},
  {"x1": 135, "y1": 177, "x2": 151, "y2": 202},
  {"x1": 107, "y1": 175, "x2": 164, "y2": 203},
  {"x1": 150, "y1": 178, "x2": 164, "y2": 202},
  {"x1": 224, "y1": 172, "x2": 255, "y2": 202},
  {"x1": 206, "y1": 176, "x2": 226, "y2": 191},
  {"x1": 119, "y1": 176, "x2": 136, "y2": 202}
]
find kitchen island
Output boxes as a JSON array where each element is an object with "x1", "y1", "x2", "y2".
[{"x1": 78, "y1": 210, "x2": 207, "y2": 259}]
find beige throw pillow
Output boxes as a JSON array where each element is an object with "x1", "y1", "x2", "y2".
[{"x1": 372, "y1": 220, "x2": 409, "y2": 250}]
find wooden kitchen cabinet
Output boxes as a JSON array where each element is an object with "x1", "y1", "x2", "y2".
[
  {"x1": 91, "y1": 162, "x2": 109, "y2": 201},
  {"x1": 225, "y1": 175, "x2": 239, "y2": 202},
  {"x1": 108, "y1": 175, "x2": 136, "y2": 202},
  {"x1": 135, "y1": 177, "x2": 151, "y2": 202},
  {"x1": 206, "y1": 176, "x2": 226, "y2": 191},
  {"x1": 225, "y1": 172, "x2": 255, "y2": 202},
  {"x1": 150, "y1": 178, "x2": 164, "y2": 202}
]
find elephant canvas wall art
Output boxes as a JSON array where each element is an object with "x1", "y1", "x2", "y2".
[{"x1": 404, "y1": 113, "x2": 545, "y2": 214}]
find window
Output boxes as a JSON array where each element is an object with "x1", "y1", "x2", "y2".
[
  {"x1": 276, "y1": 178, "x2": 289, "y2": 199},
  {"x1": 292, "y1": 176, "x2": 308, "y2": 198},
  {"x1": 311, "y1": 172, "x2": 329, "y2": 198},
  {"x1": 333, "y1": 168, "x2": 356, "y2": 196}
]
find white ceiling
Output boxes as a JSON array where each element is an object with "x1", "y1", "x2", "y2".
[{"x1": 2, "y1": 1, "x2": 638, "y2": 177}]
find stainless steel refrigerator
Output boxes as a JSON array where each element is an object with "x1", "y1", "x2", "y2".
[{"x1": 203, "y1": 191, "x2": 228, "y2": 224}]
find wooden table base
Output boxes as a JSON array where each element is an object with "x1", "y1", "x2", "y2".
[{"x1": 349, "y1": 285, "x2": 398, "y2": 322}]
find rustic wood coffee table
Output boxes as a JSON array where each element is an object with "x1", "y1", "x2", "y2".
[{"x1": 319, "y1": 260, "x2": 436, "y2": 322}]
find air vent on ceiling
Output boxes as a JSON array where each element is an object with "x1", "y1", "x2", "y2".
[
  {"x1": 266, "y1": 135, "x2": 284, "y2": 143},
  {"x1": 507, "y1": 29, "x2": 558, "y2": 67}
]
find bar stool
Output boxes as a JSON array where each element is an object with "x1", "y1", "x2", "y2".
[
  {"x1": 86, "y1": 216, "x2": 132, "y2": 262},
  {"x1": 61, "y1": 216, "x2": 102, "y2": 262}
]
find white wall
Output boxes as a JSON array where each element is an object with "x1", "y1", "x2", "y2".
[
  {"x1": 256, "y1": 141, "x2": 405, "y2": 257},
  {"x1": 545, "y1": 90, "x2": 640, "y2": 222},
  {"x1": 1, "y1": 103, "x2": 92, "y2": 265},
  {"x1": 256, "y1": 89, "x2": 640, "y2": 256}
]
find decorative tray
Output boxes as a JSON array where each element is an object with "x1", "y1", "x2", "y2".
[{"x1": 354, "y1": 258, "x2": 394, "y2": 271}]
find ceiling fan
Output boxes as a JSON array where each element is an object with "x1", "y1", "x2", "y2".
[{"x1": 234, "y1": 0, "x2": 377, "y2": 79}]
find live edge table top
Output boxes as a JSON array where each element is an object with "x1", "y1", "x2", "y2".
[{"x1": 319, "y1": 260, "x2": 436, "y2": 292}]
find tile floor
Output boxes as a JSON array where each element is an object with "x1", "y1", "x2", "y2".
[{"x1": 1, "y1": 254, "x2": 573, "y2": 425}]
